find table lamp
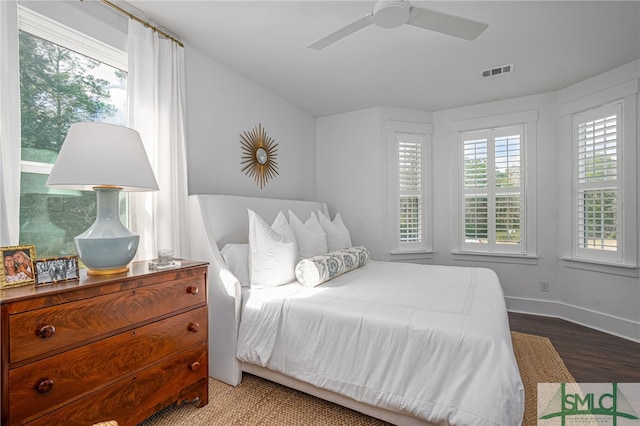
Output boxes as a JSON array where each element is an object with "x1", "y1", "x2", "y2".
[{"x1": 46, "y1": 122, "x2": 159, "y2": 275}]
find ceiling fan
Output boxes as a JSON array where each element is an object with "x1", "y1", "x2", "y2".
[{"x1": 308, "y1": 0, "x2": 488, "y2": 50}]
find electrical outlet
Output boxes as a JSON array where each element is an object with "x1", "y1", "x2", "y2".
[{"x1": 540, "y1": 281, "x2": 550, "y2": 292}]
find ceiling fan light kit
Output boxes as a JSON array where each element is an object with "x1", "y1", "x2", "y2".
[{"x1": 308, "y1": 0, "x2": 488, "y2": 50}]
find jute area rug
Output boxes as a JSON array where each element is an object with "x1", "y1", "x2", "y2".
[{"x1": 140, "y1": 332, "x2": 574, "y2": 426}]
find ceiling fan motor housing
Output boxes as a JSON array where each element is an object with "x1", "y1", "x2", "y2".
[{"x1": 373, "y1": 0, "x2": 411, "y2": 28}]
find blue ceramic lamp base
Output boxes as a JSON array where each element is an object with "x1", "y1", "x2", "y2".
[{"x1": 75, "y1": 187, "x2": 139, "y2": 275}]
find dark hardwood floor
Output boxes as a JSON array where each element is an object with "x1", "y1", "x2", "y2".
[{"x1": 508, "y1": 312, "x2": 640, "y2": 383}]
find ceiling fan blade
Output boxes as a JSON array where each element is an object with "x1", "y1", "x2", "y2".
[
  {"x1": 308, "y1": 15, "x2": 373, "y2": 50},
  {"x1": 407, "y1": 6, "x2": 488, "y2": 40}
]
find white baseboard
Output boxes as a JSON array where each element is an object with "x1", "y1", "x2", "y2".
[{"x1": 506, "y1": 296, "x2": 640, "y2": 344}]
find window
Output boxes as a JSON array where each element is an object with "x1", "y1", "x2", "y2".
[
  {"x1": 398, "y1": 136, "x2": 423, "y2": 243},
  {"x1": 559, "y1": 78, "x2": 637, "y2": 271},
  {"x1": 451, "y1": 110, "x2": 537, "y2": 262},
  {"x1": 573, "y1": 103, "x2": 621, "y2": 262},
  {"x1": 17, "y1": 7, "x2": 127, "y2": 258},
  {"x1": 460, "y1": 126, "x2": 525, "y2": 254},
  {"x1": 387, "y1": 121, "x2": 433, "y2": 256}
]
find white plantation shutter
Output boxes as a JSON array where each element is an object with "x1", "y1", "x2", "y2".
[
  {"x1": 494, "y1": 134, "x2": 522, "y2": 246},
  {"x1": 398, "y1": 140, "x2": 422, "y2": 243},
  {"x1": 495, "y1": 135, "x2": 521, "y2": 188},
  {"x1": 461, "y1": 127, "x2": 524, "y2": 253},
  {"x1": 574, "y1": 103, "x2": 621, "y2": 260},
  {"x1": 495, "y1": 193, "x2": 521, "y2": 243},
  {"x1": 463, "y1": 138, "x2": 488, "y2": 188},
  {"x1": 387, "y1": 121, "x2": 432, "y2": 256},
  {"x1": 464, "y1": 195, "x2": 488, "y2": 243},
  {"x1": 463, "y1": 138, "x2": 488, "y2": 246},
  {"x1": 577, "y1": 114, "x2": 618, "y2": 183}
]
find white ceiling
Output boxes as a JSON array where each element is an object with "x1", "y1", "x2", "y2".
[{"x1": 126, "y1": 1, "x2": 640, "y2": 117}]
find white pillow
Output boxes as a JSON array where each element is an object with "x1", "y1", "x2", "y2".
[
  {"x1": 220, "y1": 243, "x2": 250, "y2": 287},
  {"x1": 248, "y1": 209, "x2": 297, "y2": 287},
  {"x1": 317, "y1": 210, "x2": 352, "y2": 251},
  {"x1": 288, "y1": 210, "x2": 328, "y2": 259}
]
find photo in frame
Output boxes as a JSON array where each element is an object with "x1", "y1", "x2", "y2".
[
  {"x1": 1, "y1": 244, "x2": 37, "y2": 289},
  {"x1": 35, "y1": 255, "x2": 80, "y2": 285}
]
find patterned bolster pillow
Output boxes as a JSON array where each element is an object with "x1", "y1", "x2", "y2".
[{"x1": 295, "y1": 246, "x2": 370, "y2": 287}]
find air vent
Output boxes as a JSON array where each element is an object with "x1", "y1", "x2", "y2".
[{"x1": 481, "y1": 63, "x2": 514, "y2": 78}]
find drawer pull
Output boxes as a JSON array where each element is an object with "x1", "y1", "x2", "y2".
[
  {"x1": 36, "y1": 324, "x2": 56, "y2": 339},
  {"x1": 187, "y1": 322, "x2": 200, "y2": 333},
  {"x1": 189, "y1": 361, "x2": 201, "y2": 371},
  {"x1": 186, "y1": 286, "x2": 199, "y2": 295},
  {"x1": 35, "y1": 378, "x2": 54, "y2": 394}
]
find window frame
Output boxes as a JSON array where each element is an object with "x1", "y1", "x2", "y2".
[
  {"x1": 387, "y1": 120, "x2": 433, "y2": 257},
  {"x1": 18, "y1": 7, "x2": 127, "y2": 72},
  {"x1": 460, "y1": 125, "x2": 526, "y2": 254},
  {"x1": 572, "y1": 103, "x2": 621, "y2": 263},
  {"x1": 559, "y1": 79, "x2": 638, "y2": 271},
  {"x1": 450, "y1": 110, "x2": 538, "y2": 262}
]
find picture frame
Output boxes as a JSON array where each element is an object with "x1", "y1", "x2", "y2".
[
  {"x1": 1, "y1": 244, "x2": 37, "y2": 289},
  {"x1": 35, "y1": 255, "x2": 80, "y2": 286}
]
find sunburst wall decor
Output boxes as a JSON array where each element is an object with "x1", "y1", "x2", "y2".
[{"x1": 240, "y1": 123, "x2": 279, "y2": 189}]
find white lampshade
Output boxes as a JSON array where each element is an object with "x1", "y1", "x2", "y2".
[
  {"x1": 46, "y1": 122, "x2": 158, "y2": 275},
  {"x1": 46, "y1": 122, "x2": 159, "y2": 191}
]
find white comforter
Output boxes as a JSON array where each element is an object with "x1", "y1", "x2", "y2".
[{"x1": 237, "y1": 261, "x2": 524, "y2": 426}]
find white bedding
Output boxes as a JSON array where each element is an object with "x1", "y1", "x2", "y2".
[{"x1": 237, "y1": 261, "x2": 524, "y2": 426}]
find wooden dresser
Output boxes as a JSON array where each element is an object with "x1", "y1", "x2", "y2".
[{"x1": 0, "y1": 260, "x2": 209, "y2": 426}]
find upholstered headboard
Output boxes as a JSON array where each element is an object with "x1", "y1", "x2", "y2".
[{"x1": 188, "y1": 194, "x2": 328, "y2": 386}]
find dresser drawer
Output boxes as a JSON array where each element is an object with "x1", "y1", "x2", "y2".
[
  {"x1": 23, "y1": 342, "x2": 208, "y2": 426},
  {"x1": 9, "y1": 274, "x2": 205, "y2": 363},
  {"x1": 133, "y1": 342, "x2": 209, "y2": 424},
  {"x1": 21, "y1": 378, "x2": 135, "y2": 426},
  {"x1": 9, "y1": 306, "x2": 207, "y2": 422}
]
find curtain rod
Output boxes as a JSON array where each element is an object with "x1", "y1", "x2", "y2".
[{"x1": 98, "y1": 0, "x2": 184, "y2": 47}]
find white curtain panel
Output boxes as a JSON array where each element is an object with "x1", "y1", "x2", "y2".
[
  {"x1": 0, "y1": 0, "x2": 21, "y2": 246},
  {"x1": 127, "y1": 19, "x2": 190, "y2": 260}
]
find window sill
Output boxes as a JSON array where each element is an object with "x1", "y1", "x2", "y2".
[
  {"x1": 451, "y1": 251, "x2": 538, "y2": 265},
  {"x1": 389, "y1": 250, "x2": 434, "y2": 262},
  {"x1": 559, "y1": 257, "x2": 638, "y2": 277}
]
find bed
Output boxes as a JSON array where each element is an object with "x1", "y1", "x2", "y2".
[{"x1": 188, "y1": 194, "x2": 524, "y2": 426}]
